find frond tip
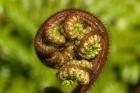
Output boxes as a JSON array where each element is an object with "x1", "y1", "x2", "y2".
[{"x1": 34, "y1": 9, "x2": 109, "y2": 93}]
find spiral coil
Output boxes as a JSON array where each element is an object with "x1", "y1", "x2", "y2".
[{"x1": 34, "y1": 9, "x2": 109, "y2": 93}]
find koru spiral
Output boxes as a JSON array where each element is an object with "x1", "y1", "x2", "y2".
[{"x1": 34, "y1": 9, "x2": 109, "y2": 93}]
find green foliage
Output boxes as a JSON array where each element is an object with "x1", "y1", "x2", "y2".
[{"x1": 0, "y1": 0, "x2": 140, "y2": 93}]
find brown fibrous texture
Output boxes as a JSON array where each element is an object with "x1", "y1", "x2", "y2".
[{"x1": 34, "y1": 9, "x2": 109, "y2": 93}]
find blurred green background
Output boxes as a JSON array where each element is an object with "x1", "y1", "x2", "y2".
[{"x1": 0, "y1": 0, "x2": 140, "y2": 93}]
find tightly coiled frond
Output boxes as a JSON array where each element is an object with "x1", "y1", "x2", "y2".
[{"x1": 34, "y1": 9, "x2": 109, "y2": 93}]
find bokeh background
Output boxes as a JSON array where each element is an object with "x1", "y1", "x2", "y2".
[{"x1": 0, "y1": 0, "x2": 140, "y2": 93}]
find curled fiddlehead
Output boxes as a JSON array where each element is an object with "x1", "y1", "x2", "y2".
[{"x1": 34, "y1": 9, "x2": 109, "y2": 93}]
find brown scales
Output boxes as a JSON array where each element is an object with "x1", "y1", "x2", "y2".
[{"x1": 34, "y1": 9, "x2": 109, "y2": 93}]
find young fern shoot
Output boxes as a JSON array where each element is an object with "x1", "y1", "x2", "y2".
[{"x1": 34, "y1": 9, "x2": 109, "y2": 93}]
